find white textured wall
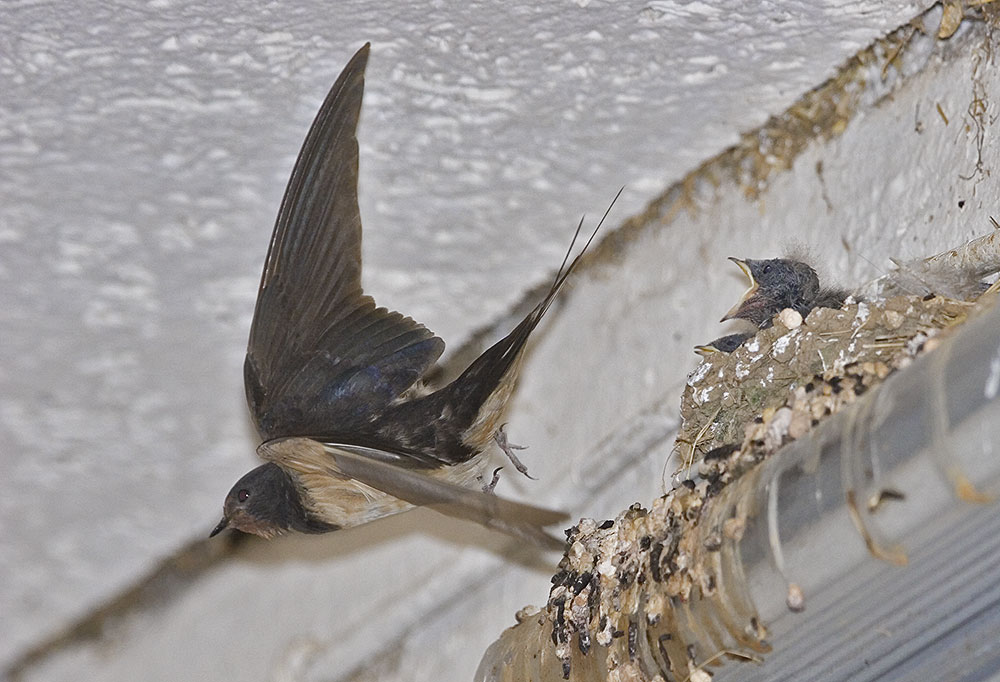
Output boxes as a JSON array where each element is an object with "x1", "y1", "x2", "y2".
[{"x1": 1, "y1": 1, "x2": 960, "y2": 679}]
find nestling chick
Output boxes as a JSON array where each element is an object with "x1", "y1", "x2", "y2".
[
  {"x1": 693, "y1": 332, "x2": 753, "y2": 357},
  {"x1": 722, "y1": 257, "x2": 845, "y2": 328}
]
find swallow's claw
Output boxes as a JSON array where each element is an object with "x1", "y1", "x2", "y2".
[
  {"x1": 494, "y1": 425, "x2": 536, "y2": 480},
  {"x1": 483, "y1": 467, "x2": 504, "y2": 493},
  {"x1": 496, "y1": 423, "x2": 527, "y2": 451}
]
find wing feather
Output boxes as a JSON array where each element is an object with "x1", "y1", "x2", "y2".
[{"x1": 245, "y1": 44, "x2": 444, "y2": 439}]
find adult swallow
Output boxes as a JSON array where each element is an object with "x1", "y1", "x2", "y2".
[
  {"x1": 210, "y1": 43, "x2": 611, "y2": 549},
  {"x1": 721, "y1": 257, "x2": 845, "y2": 328}
]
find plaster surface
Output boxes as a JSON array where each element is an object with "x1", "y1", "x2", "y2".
[{"x1": 1, "y1": 0, "x2": 950, "y2": 676}]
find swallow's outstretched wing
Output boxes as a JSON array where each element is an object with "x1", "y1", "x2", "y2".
[
  {"x1": 245, "y1": 43, "x2": 444, "y2": 441},
  {"x1": 373, "y1": 192, "x2": 621, "y2": 466},
  {"x1": 260, "y1": 438, "x2": 569, "y2": 549}
]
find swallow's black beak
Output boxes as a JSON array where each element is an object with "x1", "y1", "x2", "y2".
[{"x1": 209, "y1": 516, "x2": 229, "y2": 537}]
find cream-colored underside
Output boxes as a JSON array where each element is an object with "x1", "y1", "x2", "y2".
[
  {"x1": 258, "y1": 437, "x2": 491, "y2": 528},
  {"x1": 462, "y1": 351, "x2": 526, "y2": 451}
]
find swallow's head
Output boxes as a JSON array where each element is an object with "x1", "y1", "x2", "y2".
[
  {"x1": 211, "y1": 462, "x2": 336, "y2": 539},
  {"x1": 721, "y1": 258, "x2": 819, "y2": 326},
  {"x1": 694, "y1": 332, "x2": 753, "y2": 357}
]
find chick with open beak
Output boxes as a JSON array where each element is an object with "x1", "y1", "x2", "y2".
[{"x1": 721, "y1": 257, "x2": 844, "y2": 329}]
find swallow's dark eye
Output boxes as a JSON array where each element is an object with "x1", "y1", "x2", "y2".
[
  {"x1": 762, "y1": 264, "x2": 772, "y2": 274},
  {"x1": 238, "y1": 489, "x2": 250, "y2": 502}
]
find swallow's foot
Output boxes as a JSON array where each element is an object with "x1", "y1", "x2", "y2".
[
  {"x1": 494, "y1": 424, "x2": 536, "y2": 480},
  {"x1": 482, "y1": 467, "x2": 503, "y2": 493}
]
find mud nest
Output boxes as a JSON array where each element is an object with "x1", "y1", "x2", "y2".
[{"x1": 478, "y1": 234, "x2": 1000, "y2": 682}]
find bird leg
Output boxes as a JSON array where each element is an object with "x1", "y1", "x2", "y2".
[
  {"x1": 482, "y1": 466, "x2": 503, "y2": 493},
  {"x1": 494, "y1": 424, "x2": 537, "y2": 480}
]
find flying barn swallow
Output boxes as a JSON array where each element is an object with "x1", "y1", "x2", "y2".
[
  {"x1": 721, "y1": 257, "x2": 846, "y2": 329},
  {"x1": 210, "y1": 43, "x2": 612, "y2": 549}
]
